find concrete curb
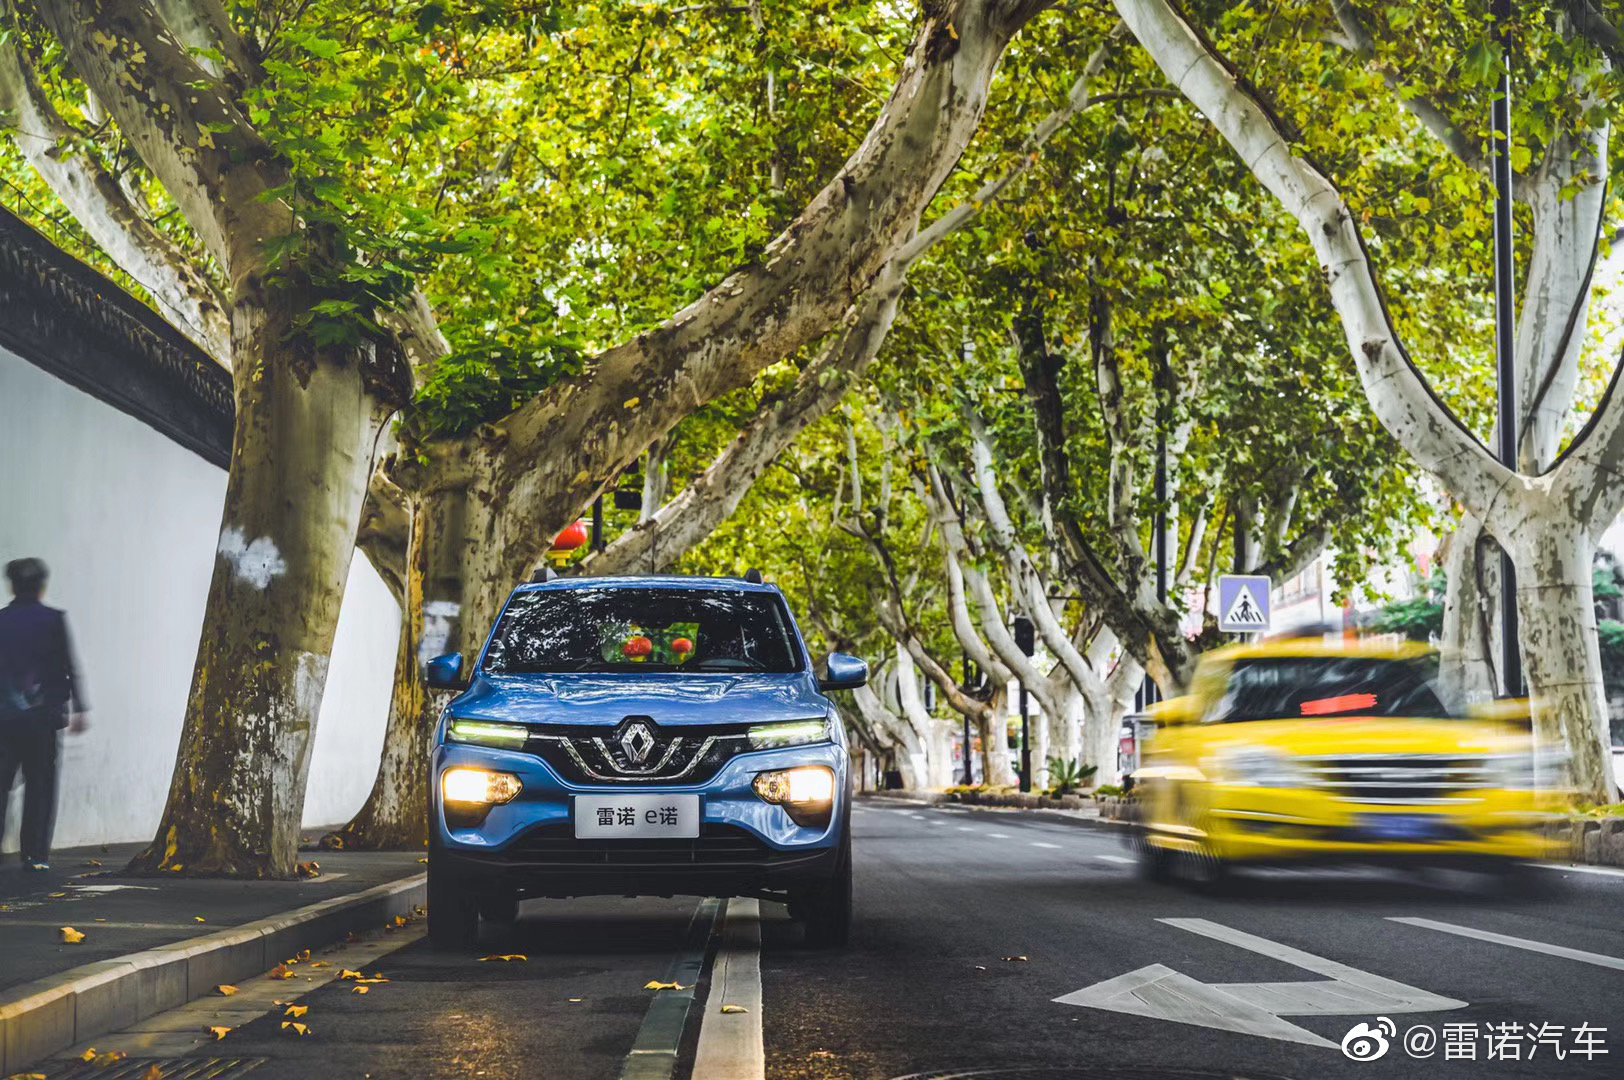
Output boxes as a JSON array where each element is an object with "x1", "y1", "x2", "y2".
[
  {"x1": 862, "y1": 792, "x2": 1133, "y2": 834},
  {"x1": 0, "y1": 872, "x2": 426, "y2": 1074}
]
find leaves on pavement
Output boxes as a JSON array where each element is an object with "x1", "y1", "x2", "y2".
[
  {"x1": 215, "y1": 985, "x2": 238, "y2": 996},
  {"x1": 480, "y1": 954, "x2": 527, "y2": 963},
  {"x1": 352, "y1": 986, "x2": 369, "y2": 995},
  {"x1": 268, "y1": 964, "x2": 294, "y2": 979},
  {"x1": 284, "y1": 1005, "x2": 309, "y2": 1018},
  {"x1": 719, "y1": 1005, "x2": 749, "y2": 1014},
  {"x1": 60, "y1": 926, "x2": 85, "y2": 944},
  {"x1": 643, "y1": 980, "x2": 687, "y2": 991},
  {"x1": 280, "y1": 1021, "x2": 312, "y2": 1036},
  {"x1": 207, "y1": 1026, "x2": 231, "y2": 1040}
]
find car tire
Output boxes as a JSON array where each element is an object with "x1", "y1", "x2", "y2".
[
  {"x1": 427, "y1": 858, "x2": 479, "y2": 950},
  {"x1": 1137, "y1": 834, "x2": 1173, "y2": 883},
  {"x1": 478, "y1": 892, "x2": 520, "y2": 924},
  {"x1": 796, "y1": 836, "x2": 853, "y2": 949}
]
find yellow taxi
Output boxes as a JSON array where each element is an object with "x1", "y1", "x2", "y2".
[{"x1": 1132, "y1": 638, "x2": 1566, "y2": 886}]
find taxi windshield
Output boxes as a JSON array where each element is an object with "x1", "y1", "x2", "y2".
[
  {"x1": 483, "y1": 586, "x2": 803, "y2": 675},
  {"x1": 1207, "y1": 655, "x2": 1449, "y2": 723}
]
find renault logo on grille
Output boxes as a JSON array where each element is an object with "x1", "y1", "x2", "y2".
[{"x1": 620, "y1": 721, "x2": 657, "y2": 766}]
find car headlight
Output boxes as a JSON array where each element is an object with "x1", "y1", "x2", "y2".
[
  {"x1": 442, "y1": 767, "x2": 523, "y2": 805},
  {"x1": 1211, "y1": 748, "x2": 1311, "y2": 788},
  {"x1": 446, "y1": 718, "x2": 529, "y2": 748},
  {"x1": 747, "y1": 719, "x2": 829, "y2": 750},
  {"x1": 754, "y1": 765, "x2": 836, "y2": 827}
]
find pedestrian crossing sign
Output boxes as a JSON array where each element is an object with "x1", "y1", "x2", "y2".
[{"x1": 1218, "y1": 575, "x2": 1271, "y2": 633}]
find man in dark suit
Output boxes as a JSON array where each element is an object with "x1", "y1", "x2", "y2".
[{"x1": 0, "y1": 558, "x2": 87, "y2": 871}]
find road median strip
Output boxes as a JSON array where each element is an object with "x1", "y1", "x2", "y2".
[{"x1": 0, "y1": 872, "x2": 425, "y2": 1075}]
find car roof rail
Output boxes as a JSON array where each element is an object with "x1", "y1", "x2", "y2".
[
  {"x1": 744, "y1": 568, "x2": 764, "y2": 584},
  {"x1": 530, "y1": 565, "x2": 559, "y2": 583}
]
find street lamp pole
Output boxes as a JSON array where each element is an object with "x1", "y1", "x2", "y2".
[
  {"x1": 961, "y1": 655, "x2": 975, "y2": 785},
  {"x1": 1491, "y1": 0, "x2": 1523, "y2": 697}
]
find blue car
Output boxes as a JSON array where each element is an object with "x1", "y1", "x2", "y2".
[{"x1": 423, "y1": 574, "x2": 867, "y2": 949}]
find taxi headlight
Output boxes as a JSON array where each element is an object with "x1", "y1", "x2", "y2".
[
  {"x1": 1212, "y1": 749, "x2": 1311, "y2": 788},
  {"x1": 753, "y1": 765, "x2": 836, "y2": 827},
  {"x1": 442, "y1": 767, "x2": 522, "y2": 805},
  {"x1": 747, "y1": 719, "x2": 830, "y2": 750}
]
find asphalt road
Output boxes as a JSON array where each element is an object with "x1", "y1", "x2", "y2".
[
  {"x1": 763, "y1": 799, "x2": 1624, "y2": 1080},
  {"x1": 47, "y1": 797, "x2": 1624, "y2": 1079}
]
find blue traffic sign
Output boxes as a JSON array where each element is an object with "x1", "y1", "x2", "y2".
[{"x1": 1217, "y1": 574, "x2": 1271, "y2": 633}]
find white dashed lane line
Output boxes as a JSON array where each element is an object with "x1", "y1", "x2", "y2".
[
  {"x1": 987, "y1": 833, "x2": 1013, "y2": 840},
  {"x1": 1388, "y1": 917, "x2": 1624, "y2": 971},
  {"x1": 1031, "y1": 841, "x2": 1062, "y2": 849},
  {"x1": 1094, "y1": 854, "x2": 1134, "y2": 864}
]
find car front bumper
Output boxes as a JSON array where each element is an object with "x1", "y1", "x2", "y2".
[{"x1": 430, "y1": 740, "x2": 848, "y2": 900}]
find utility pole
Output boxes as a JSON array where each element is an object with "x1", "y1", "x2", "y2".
[{"x1": 1492, "y1": 0, "x2": 1523, "y2": 697}]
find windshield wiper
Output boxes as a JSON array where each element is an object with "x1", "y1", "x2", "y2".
[{"x1": 689, "y1": 658, "x2": 765, "y2": 672}]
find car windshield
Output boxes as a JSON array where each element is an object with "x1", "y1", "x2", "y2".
[
  {"x1": 1206, "y1": 656, "x2": 1449, "y2": 723},
  {"x1": 482, "y1": 586, "x2": 804, "y2": 675}
]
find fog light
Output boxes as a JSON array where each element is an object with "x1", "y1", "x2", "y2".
[
  {"x1": 754, "y1": 766, "x2": 836, "y2": 827},
  {"x1": 442, "y1": 767, "x2": 522, "y2": 806}
]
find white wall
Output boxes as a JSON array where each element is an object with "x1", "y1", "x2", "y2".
[{"x1": 0, "y1": 344, "x2": 398, "y2": 852}]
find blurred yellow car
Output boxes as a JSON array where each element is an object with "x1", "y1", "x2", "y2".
[{"x1": 1133, "y1": 638, "x2": 1565, "y2": 886}]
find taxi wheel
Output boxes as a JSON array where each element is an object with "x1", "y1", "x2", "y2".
[
  {"x1": 427, "y1": 862, "x2": 479, "y2": 949},
  {"x1": 1137, "y1": 836, "x2": 1173, "y2": 883},
  {"x1": 1180, "y1": 846, "x2": 1233, "y2": 894},
  {"x1": 798, "y1": 837, "x2": 853, "y2": 949}
]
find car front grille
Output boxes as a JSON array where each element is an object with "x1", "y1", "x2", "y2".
[
  {"x1": 1307, "y1": 754, "x2": 1492, "y2": 804},
  {"x1": 502, "y1": 823, "x2": 781, "y2": 867},
  {"x1": 522, "y1": 721, "x2": 754, "y2": 785}
]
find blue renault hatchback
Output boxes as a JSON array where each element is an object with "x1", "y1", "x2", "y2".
[{"x1": 423, "y1": 574, "x2": 866, "y2": 949}]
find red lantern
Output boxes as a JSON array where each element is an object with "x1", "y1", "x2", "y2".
[
  {"x1": 671, "y1": 638, "x2": 693, "y2": 656},
  {"x1": 623, "y1": 636, "x2": 653, "y2": 660},
  {"x1": 550, "y1": 520, "x2": 590, "y2": 552}
]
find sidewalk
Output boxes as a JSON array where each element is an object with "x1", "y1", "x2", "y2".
[{"x1": 0, "y1": 837, "x2": 426, "y2": 1074}]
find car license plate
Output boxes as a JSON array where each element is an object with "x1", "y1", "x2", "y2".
[
  {"x1": 1359, "y1": 814, "x2": 1440, "y2": 842},
  {"x1": 574, "y1": 794, "x2": 700, "y2": 839}
]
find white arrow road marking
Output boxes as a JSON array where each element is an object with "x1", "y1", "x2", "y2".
[
  {"x1": 1388, "y1": 916, "x2": 1624, "y2": 971},
  {"x1": 1054, "y1": 918, "x2": 1465, "y2": 1048}
]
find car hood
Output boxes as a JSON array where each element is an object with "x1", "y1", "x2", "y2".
[
  {"x1": 448, "y1": 672, "x2": 828, "y2": 727},
  {"x1": 1190, "y1": 716, "x2": 1529, "y2": 758}
]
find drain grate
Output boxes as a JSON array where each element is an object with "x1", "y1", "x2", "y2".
[
  {"x1": 889, "y1": 1069, "x2": 1298, "y2": 1080},
  {"x1": 45, "y1": 1057, "x2": 267, "y2": 1080}
]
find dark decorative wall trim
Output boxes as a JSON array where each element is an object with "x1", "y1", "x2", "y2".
[{"x1": 0, "y1": 206, "x2": 232, "y2": 469}]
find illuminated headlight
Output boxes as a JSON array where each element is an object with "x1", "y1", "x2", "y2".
[
  {"x1": 442, "y1": 767, "x2": 522, "y2": 806},
  {"x1": 1212, "y1": 749, "x2": 1311, "y2": 788},
  {"x1": 747, "y1": 719, "x2": 830, "y2": 750},
  {"x1": 447, "y1": 718, "x2": 529, "y2": 748},
  {"x1": 753, "y1": 766, "x2": 837, "y2": 827}
]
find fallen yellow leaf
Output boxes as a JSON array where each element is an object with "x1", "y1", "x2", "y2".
[
  {"x1": 216, "y1": 985, "x2": 238, "y2": 996},
  {"x1": 140, "y1": 1065, "x2": 165, "y2": 1080},
  {"x1": 280, "y1": 1021, "x2": 311, "y2": 1036},
  {"x1": 284, "y1": 1005, "x2": 308, "y2": 1018},
  {"x1": 479, "y1": 955, "x2": 527, "y2": 963},
  {"x1": 720, "y1": 1005, "x2": 749, "y2": 1014},
  {"x1": 81, "y1": 1049, "x2": 98, "y2": 1062},
  {"x1": 8, "y1": 1072, "x2": 46, "y2": 1079},
  {"x1": 417, "y1": 857, "x2": 429, "y2": 864},
  {"x1": 194, "y1": 916, "x2": 206, "y2": 923},
  {"x1": 170, "y1": 864, "x2": 184, "y2": 873},
  {"x1": 354, "y1": 977, "x2": 390, "y2": 985},
  {"x1": 338, "y1": 969, "x2": 363, "y2": 980},
  {"x1": 92, "y1": 1050, "x2": 127, "y2": 1066},
  {"x1": 389, "y1": 915, "x2": 408, "y2": 928},
  {"x1": 84, "y1": 859, "x2": 103, "y2": 867},
  {"x1": 297, "y1": 949, "x2": 311, "y2": 960},
  {"x1": 268, "y1": 964, "x2": 293, "y2": 980},
  {"x1": 309, "y1": 961, "x2": 330, "y2": 968},
  {"x1": 643, "y1": 981, "x2": 687, "y2": 991},
  {"x1": 207, "y1": 1026, "x2": 231, "y2": 1040},
  {"x1": 60, "y1": 926, "x2": 86, "y2": 944},
  {"x1": 48, "y1": 892, "x2": 67, "y2": 898},
  {"x1": 351, "y1": 986, "x2": 369, "y2": 995}
]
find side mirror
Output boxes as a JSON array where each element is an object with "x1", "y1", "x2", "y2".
[
  {"x1": 819, "y1": 653, "x2": 868, "y2": 692},
  {"x1": 425, "y1": 652, "x2": 467, "y2": 691}
]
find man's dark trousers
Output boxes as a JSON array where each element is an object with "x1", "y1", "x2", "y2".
[{"x1": 0, "y1": 713, "x2": 60, "y2": 863}]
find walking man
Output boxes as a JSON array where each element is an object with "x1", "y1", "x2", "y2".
[{"x1": 0, "y1": 558, "x2": 87, "y2": 871}]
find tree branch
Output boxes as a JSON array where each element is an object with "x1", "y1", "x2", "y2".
[{"x1": 0, "y1": 2, "x2": 230, "y2": 358}]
